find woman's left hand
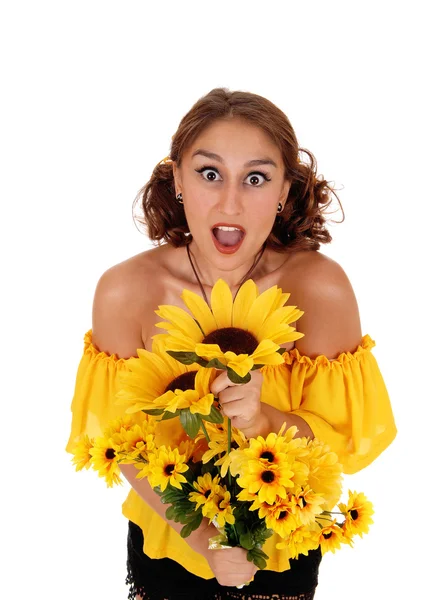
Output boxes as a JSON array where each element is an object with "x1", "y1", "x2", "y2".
[{"x1": 210, "y1": 370, "x2": 266, "y2": 436}]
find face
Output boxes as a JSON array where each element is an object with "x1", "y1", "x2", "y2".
[{"x1": 173, "y1": 117, "x2": 290, "y2": 270}]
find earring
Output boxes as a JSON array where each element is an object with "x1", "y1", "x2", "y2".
[
  {"x1": 176, "y1": 193, "x2": 183, "y2": 204},
  {"x1": 277, "y1": 202, "x2": 283, "y2": 213}
]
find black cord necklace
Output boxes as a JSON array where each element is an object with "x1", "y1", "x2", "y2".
[{"x1": 186, "y1": 242, "x2": 267, "y2": 305}]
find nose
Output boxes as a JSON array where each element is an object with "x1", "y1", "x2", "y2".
[{"x1": 217, "y1": 182, "x2": 242, "y2": 216}]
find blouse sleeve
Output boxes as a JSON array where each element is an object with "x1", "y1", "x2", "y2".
[
  {"x1": 288, "y1": 334, "x2": 397, "y2": 474},
  {"x1": 65, "y1": 330, "x2": 132, "y2": 454}
]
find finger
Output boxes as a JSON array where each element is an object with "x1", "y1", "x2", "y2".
[
  {"x1": 217, "y1": 386, "x2": 244, "y2": 406},
  {"x1": 210, "y1": 370, "x2": 240, "y2": 396}
]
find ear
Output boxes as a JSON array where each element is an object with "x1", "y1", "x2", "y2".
[
  {"x1": 279, "y1": 179, "x2": 291, "y2": 209},
  {"x1": 172, "y1": 161, "x2": 182, "y2": 195}
]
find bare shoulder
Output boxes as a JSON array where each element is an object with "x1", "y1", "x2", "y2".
[
  {"x1": 281, "y1": 250, "x2": 363, "y2": 359},
  {"x1": 91, "y1": 247, "x2": 168, "y2": 359}
]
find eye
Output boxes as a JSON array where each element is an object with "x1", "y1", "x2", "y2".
[
  {"x1": 245, "y1": 172, "x2": 271, "y2": 186},
  {"x1": 195, "y1": 166, "x2": 222, "y2": 182},
  {"x1": 195, "y1": 165, "x2": 272, "y2": 186}
]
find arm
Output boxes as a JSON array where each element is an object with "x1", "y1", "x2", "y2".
[
  {"x1": 92, "y1": 264, "x2": 257, "y2": 586},
  {"x1": 215, "y1": 256, "x2": 363, "y2": 440}
]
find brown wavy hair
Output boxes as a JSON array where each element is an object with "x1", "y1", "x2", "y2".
[{"x1": 133, "y1": 87, "x2": 343, "y2": 252}]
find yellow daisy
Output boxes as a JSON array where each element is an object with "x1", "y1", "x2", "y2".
[
  {"x1": 155, "y1": 279, "x2": 304, "y2": 379},
  {"x1": 254, "y1": 497, "x2": 299, "y2": 538},
  {"x1": 317, "y1": 520, "x2": 349, "y2": 554},
  {"x1": 148, "y1": 446, "x2": 189, "y2": 492},
  {"x1": 113, "y1": 420, "x2": 156, "y2": 462},
  {"x1": 115, "y1": 338, "x2": 217, "y2": 418},
  {"x1": 291, "y1": 485, "x2": 326, "y2": 526},
  {"x1": 237, "y1": 460, "x2": 294, "y2": 504},
  {"x1": 297, "y1": 438, "x2": 343, "y2": 511},
  {"x1": 89, "y1": 437, "x2": 122, "y2": 487},
  {"x1": 338, "y1": 491, "x2": 374, "y2": 539},
  {"x1": 72, "y1": 434, "x2": 94, "y2": 471},
  {"x1": 212, "y1": 489, "x2": 236, "y2": 527},
  {"x1": 189, "y1": 473, "x2": 222, "y2": 511},
  {"x1": 276, "y1": 526, "x2": 319, "y2": 559}
]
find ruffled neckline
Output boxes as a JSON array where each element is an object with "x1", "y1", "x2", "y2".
[{"x1": 83, "y1": 329, "x2": 376, "y2": 370}]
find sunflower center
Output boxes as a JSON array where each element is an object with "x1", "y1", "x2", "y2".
[
  {"x1": 323, "y1": 532, "x2": 333, "y2": 539},
  {"x1": 350, "y1": 509, "x2": 359, "y2": 520},
  {"x1": 261, "y1": 470, "x2": 275, "y2": 483},
  {"x1": 164, "y1": 464, "x2": 175, "y2": 476},
  {"x1": 105, "y1": 448, "x2": 116, "y2": 460},
  {"x1": 260, "y1": 451, "x2": 275, "y2": 462},
  {"x1": 203, "y1": 327, "x2": 258, "y2": 355},
  {"x1": 278, "y1": 511, "x2": 288, "y2": 520},
  {"x1": 165, "y1": 371, "x2": 197, "y2": 393}
]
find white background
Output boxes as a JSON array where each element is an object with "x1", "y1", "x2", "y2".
[{"x1": 1, "y1": 1, "x2": 440, "y2": 598}]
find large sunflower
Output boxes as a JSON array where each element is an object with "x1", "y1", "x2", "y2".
[{"x1": 154, "y1": 279, "x2": 304, "y2": 380}]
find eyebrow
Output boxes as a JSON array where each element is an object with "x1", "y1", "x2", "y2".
[{"x1": 191, "y1": 149, "x2": 278, "y2": 168}]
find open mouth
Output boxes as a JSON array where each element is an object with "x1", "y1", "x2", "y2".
[{"x1": 211, "y1": 225, "x2": 246, "y2": 254}]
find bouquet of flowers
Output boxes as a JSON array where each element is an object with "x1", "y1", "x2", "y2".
[{"x1": 72, "y1": 279, "x2": 374, "y2": 567}]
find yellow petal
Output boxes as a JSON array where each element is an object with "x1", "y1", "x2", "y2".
[
  {"x1": 155, "y1": 305, "x2": 203, "y2": 341},
  {"x1": 225, "y1": 354, "x2": 254, "y2": 377},
  {"x1": 210, "y1": 279, "x2": 233, "y2": 328},
  {"x1": 182, "y1": 289, "x2": 217, "y2": 336},
  {"x1": 195, "y1": 343, "x2": 225, "y2": 360},
  {"x1": 244, "y1": 286, "x2": 280, "y2": 336},
  {"x1": 194, "y1": 367, "x2": 216, "y2": 397},
  {"x1": 232, "y1": 279, "x2": 259, "y2": 327},
  {"x1": 189, "y1": 393, "x2": 214, "y2": 415}
]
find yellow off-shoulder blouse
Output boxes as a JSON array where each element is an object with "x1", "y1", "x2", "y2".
[{"x1": 66, "y1": 329, "x2": 396, "y2": 579}]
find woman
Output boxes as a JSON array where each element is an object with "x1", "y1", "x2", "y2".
[{"x1": 67, "y1": 87, "x2": 397, "y2": 599}]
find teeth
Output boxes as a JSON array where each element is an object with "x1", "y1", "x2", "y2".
[{"x1": 215, "y1": 226, "x2": 241, "y2": 232}]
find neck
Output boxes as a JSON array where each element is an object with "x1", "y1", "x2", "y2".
[{"x1": 187, "y1": 241, "x2": 266, "y2": 290}]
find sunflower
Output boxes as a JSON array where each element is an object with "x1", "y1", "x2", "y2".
[
  {"x1": 154, "y1": 279, "x2": 304, "y2": 380},
  {"x1": 338, "y1": 491, "x2": 374, "y2": 539},
  {"x1": 295, "y1": 438, "x2": 343, "y2": 510},
  {"x1": 317, "y1": 520, "x2": 349, "y2": 554},
  {"x1": 113, "y1": 420, "x2": 156, "y2": 462},
  {"x1": 189, "y1": 473, "x2": 222, "y2": 511},
  {"x1": 89, "y1": 437, "x2": 122, "y2": 487},
  {"x1": 237, "y1": 460, "x2": 294, "y2": 505},
  {"x1": 115, "y1": 338, "x2": 217, "y2": 417},
  {"x1": 212, "y1": 489, "x2": 236, "y2": 527},
  {"x1": 72, "y1": 434, "x2": 94, "y2": 471},
  {"x1": 276, "y1": 526, "x2": 319, "y2": 559},
  {"x1": 148, "y1": 446, "x2": 189, "y2": 491},
  {"x1": 291, "y1": 485, "x2": 326, "y2": 526},
  {"x1": 254, "y1": 497, "x2": 299, "y2": 538}
]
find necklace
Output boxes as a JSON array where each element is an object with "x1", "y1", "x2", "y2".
[{"x1": 186, "y1": 242, "x2": 267, "y2": 305}]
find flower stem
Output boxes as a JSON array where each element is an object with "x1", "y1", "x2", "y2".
[
  {"x1": 200, "y1": 421, "x2": 211, "y2": 444},
  {"x1": 227, "y1": 418, "x2": 232, "y2": 486}
]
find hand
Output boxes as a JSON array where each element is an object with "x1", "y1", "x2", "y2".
[
  {"x1": 187, "y1": 520, "x2": 258, "y2": 587},
  {"x1": 210, "y1": 369, "x2": 266, "y2": 436}
]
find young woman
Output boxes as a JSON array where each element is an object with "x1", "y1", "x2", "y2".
[{"x1": 67, "y1": 87, "x2": 396, "y2": 599}]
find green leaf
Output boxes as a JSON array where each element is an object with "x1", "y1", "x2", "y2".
[
  {"x1": 251, "y1": 363, "x2": 264, "y2": 370},
  {"x1": 161, "y1": 410, "x2": 179, "y2": 421},
  {"x1": 180, "y1": 511, "x2": 203, "y2": 538},
  {"x1": 167, "y1": 350, "x2": 199, "y2": 365},
  {"x1": 206, "y1": 358, "x2": 228, "y2": 370},
  {"x1": 276, "y1": 347, "x2": 286, "y2": 355},
  {"x1": 227, "y1": 368, "x2": 251, "y2": 384},
  {"x1": 179, "y1": 409, "x2": 201, "y2": 439},
  {"x1": 247, "y1": 551, "x2": 267, "y2": 570},
  {"x1": 239, "y1": 532, "x2": 254, "y2": 551},
  {"x1": 142, "y1": 409, "x2": 164, "y2": 416},
  {"x1": 203, "y1": 404, "x2": 224, "y2": 424},
  {"x1": 165, "y1": 505, "x2": 177, "y2": 520}
]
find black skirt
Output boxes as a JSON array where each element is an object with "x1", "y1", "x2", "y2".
[{"x1": 126, "y1": 521, "x2": 322, "y2": 600}]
